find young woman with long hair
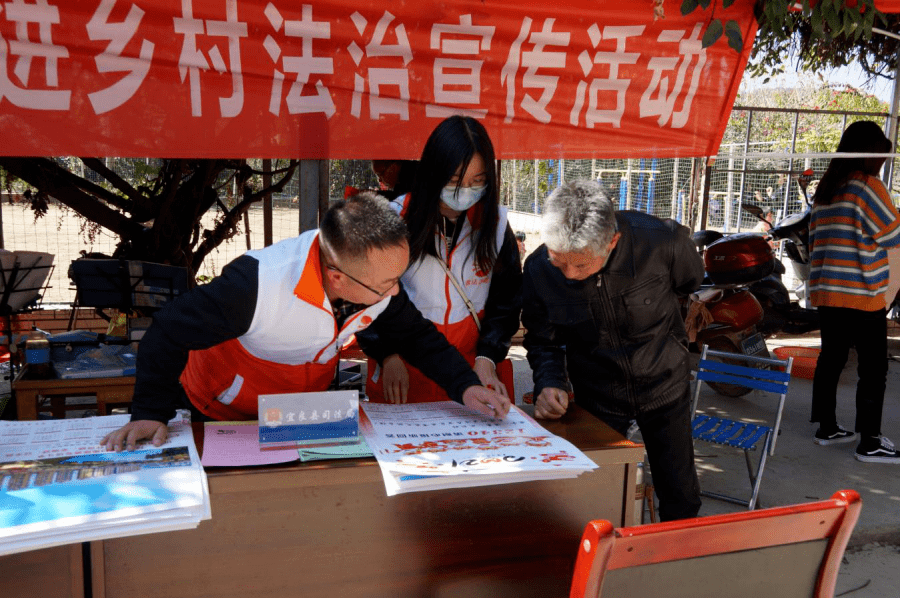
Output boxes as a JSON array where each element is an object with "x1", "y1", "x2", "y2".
[
  {"x1": 360, "y1": 115, "x2": 523, "y2": 404},
  {"x1": 809, "y1": 120, "x2": 900, "y2": 463}
]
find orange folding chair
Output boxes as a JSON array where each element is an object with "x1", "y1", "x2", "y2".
[{"x1": 570, "y1": 489, "x2": 861, "y2": 598}]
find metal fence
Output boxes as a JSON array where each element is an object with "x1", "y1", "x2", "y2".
[
  {"x1": 707, "y1": 106, "x2": 896, "y2": 233},
  {"x1": 4, "y1": 157, "x2": 706, "y2": 306},
  {"x1": 500, "y1": 157, "x2": 697, "y2": 228},
  {"x1": 3, "y1": 104, "x2": 898, "y2": 306}
]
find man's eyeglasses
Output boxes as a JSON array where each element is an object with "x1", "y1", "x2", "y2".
[{"x1": 326, "y1": 263, "x2": 395, "y2": 298}]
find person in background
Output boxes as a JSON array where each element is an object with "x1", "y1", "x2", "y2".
[
  {"x1": 371, "y1": 159, "x2": 417, "y2": 200},
  {"x1": 343, "y1": 160, "x2": 418, "y2": 201},
  {"x1": 515, "y1": 231, "x2": 527, "y2": 264},
  {"x1": 360, "y1": 115, "x2": 522, "y2": 404},
  {"x1": 753, "y1": 206, "x2": 775, "y2": 234},
  {"x1": 101, "y1": 193, "x2": 509, "y2": 451},
  {"x1": 808, "y1": 120, "x2": 900, "y2": 463},
  {"x1": 522, "y1": 179, "x2": 704, "y2": 521},
  {"x1": 753, "y1": 206, "x2": 778, "y2": 250}
]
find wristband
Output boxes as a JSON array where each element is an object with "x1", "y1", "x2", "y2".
[{"x1": 475, "y1": 355, "x2": 496, "y2": 367}]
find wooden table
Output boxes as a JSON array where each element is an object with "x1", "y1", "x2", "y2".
[
  {"x1": 0, "y1": 544, "x2": 84, "y2": 598},
  {"x1": 90, "y1": 405, "x2": 644, "y2": 598},
  {"x1": 12, "y1": 367, "x2": 134, "y2": 420}
]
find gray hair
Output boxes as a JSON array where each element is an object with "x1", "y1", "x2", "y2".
[
  {"x1": 541, "y1": 180, "x2": 617, "y2": 254},
  {"x1": 320, "y1": 191, "x2": 408, "y2": 260}
]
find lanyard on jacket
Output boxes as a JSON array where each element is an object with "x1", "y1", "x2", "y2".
[{"x1": 434, "y1": 235, "x2": 482, "y2": 332}]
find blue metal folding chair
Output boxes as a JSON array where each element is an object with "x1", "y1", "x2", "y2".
[{"x1": 690, "y1": 344, "x2": 793, "y2": 510}]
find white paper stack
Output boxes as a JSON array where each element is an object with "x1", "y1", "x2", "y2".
[
  {"x1": 360, "y1": 402, "x2": 598, "y2": 496},
  {"x1": 0, "y1": 411, "x2": 210, "y2": 557}
]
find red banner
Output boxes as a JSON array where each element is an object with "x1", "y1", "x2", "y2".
[{"x1": 0, "y1": 0, "x2": 757, "y2": 159}]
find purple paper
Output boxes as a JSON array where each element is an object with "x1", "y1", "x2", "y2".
[{"x1": 201, "y1": 423, "x2": 299, "y2": 467}]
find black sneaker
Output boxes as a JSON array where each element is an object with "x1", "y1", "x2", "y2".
[
  {"x1": 813, "y1": 426, "x2": 857, "y2": 445},
  {"x1": 856, "y1": 436, "x2": 900, "y2": 464}
]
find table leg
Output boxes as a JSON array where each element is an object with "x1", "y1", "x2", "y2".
[
  {"x1": 50, "y1": 394, "x2": 66, "y2": 419},
  {"x1": 96, "y1": 390, "x2": 109, "y2": 416},
  {"x1": 14, "y1": 389, "x2": 38, "y2": 420}
]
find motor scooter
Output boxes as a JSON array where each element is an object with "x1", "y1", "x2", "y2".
[
  {"x1": 687, "y1": 232, "x2": 774, "y2": 397},
  {"x1": 742, "y1": 169, "x2": 819, "y2": 334}
]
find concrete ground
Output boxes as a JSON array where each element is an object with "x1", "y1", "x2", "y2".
[{"x1": 508, "y1": 331, "x2": 900, "y2": 597}]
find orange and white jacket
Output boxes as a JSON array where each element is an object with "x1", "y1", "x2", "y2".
[
  {"x1": 363, "y1": 195, "x2": 522, "y2": 402},
  {"x1": 180, "y1": 233, "x2": 392, "y2": 420},
  {"x1": 398, "y1": 194, "x2": 508, "y2": 355},
  {"x1": 131, "y1": 231, "x2": 481, "y2": 422}
]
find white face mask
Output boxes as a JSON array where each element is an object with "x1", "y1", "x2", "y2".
[{"x1": 440, "y1": 184, "x2": 486, "y2": 211}]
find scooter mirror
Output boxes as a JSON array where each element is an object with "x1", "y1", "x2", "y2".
[
  {"x1": 692, "y1": 229, "x2": 724, "y2": 251},
  {"x1": 742, "y1": 203, "x2": 764, "y2": 217}
]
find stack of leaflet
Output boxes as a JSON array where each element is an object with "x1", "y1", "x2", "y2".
[
  {"x1": 55, "y1": 343, "x2": 139, "y2": 379},
  {"x1": 195, "y1": 389, "x2": 373, "y2": 467},
  {"x1": 360, "y1": 402, "x2": 598, "y2": 496},
  {"x1": 201, "y1": 421, "x2": 372, "y2": 467},
  {"x1": 0, "y1": 411, "x2": 210, "y2": 557}
]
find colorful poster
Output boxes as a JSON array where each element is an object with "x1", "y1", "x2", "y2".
[
  {"x1": 360, "y1": 402, "x2": 597, "y2": 495},
  {"x1": 0, "y1": 412, "x2": 210, "y2": 557},
  {"x1": 0, "y1": 413, "x2": 162, "y2": 462}
]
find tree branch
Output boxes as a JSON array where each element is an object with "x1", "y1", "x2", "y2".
[
  {"x1": 79, "y1": 158, "x2": 144, "y2": 204},
  {"x1": 243, "y1": 160, "x2": 300, "y2": 177},
  {"x1": 56, "y1": 165, "x2": 131, "y2": 211},
  {"x1": 0, "y1": 157, "x2": 145, "y2": 239},
  {"x1": 192, "y1": 161, "x2": 300, "y2": 266}
]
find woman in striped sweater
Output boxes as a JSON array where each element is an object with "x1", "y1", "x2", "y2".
[{"x1": 809, "y1": 120, "x2": 900, "y2": 463}]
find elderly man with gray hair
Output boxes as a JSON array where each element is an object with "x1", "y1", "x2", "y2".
[{"x1": 522, "y1": 179, "x2": 705, "y2": 521}]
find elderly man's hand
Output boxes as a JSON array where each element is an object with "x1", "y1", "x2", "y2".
[
  {"x1": 462, "y1": 385, "x2": 511, "y2": 419},
  {"x1": 101, "y1": 420, "x2": 168, "y2": 452},
  {"x1": 534, "y1": 387, "x2": 569, "y2": 420}
]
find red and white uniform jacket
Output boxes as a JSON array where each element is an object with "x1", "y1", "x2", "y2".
[
  {"x1": 180, "y1": 233, "x2": 391, "y2": 420},
  {"x1": 363, "y1": 195, "x2": 522, "y2": 402},
  {"x1": 131, "y1": 231, "x2": 480, "y2": 423}
]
